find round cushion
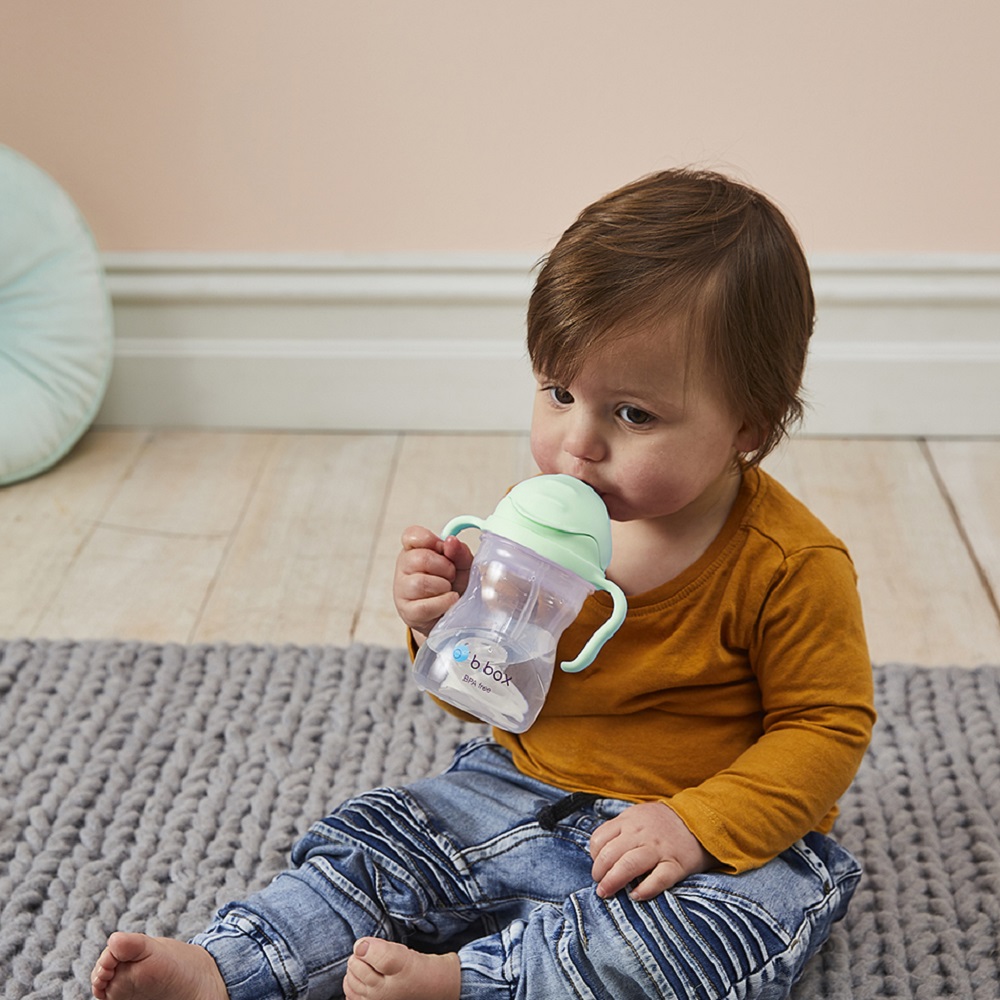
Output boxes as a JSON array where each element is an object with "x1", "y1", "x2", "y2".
[{"x1": 0, "y1": 146, "x2": 113, "y2": 486}]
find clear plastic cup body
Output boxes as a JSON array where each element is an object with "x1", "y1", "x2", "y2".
[{"x1": 412, "y1": 532, "x2": 595, "y2": 732}]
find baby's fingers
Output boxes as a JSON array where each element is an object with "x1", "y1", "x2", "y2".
[
  {"x1": 441, "y1": 535, "x2": 474, "y2": 593},
  {"x1": 401, "y1": 524, "x2": 446, "y2": 552},
  {"x1": 629, "y1": 860, "x2": 688, "y2": 900},
  {"x1": 592, "y1": 845, "x2": 655, "y2": 899},
  {"x1": 401, "y1": 592, "x2": 462, "y2": 639},
  {"x1": 395, "y1": 572, "x2": 455, "y2": 610}
]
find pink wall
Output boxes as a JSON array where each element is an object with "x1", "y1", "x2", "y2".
[{"x1": 3, "y1": 0, "x2": 998, "y2": 254}]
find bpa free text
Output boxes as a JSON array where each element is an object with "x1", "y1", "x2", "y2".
[{"x1": 453, "y1": 646, "x2": 513, "y2": 694}]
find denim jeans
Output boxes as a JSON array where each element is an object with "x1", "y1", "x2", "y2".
[{"x1": 192, "y1": 737, "x2": 860, "y2": 999}]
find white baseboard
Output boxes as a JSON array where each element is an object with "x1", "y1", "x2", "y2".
[{"x1": 97, "y1": 252, "x2": 1000, "y2": 436}]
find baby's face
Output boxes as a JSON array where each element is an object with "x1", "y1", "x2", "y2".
[{"x1": 529, "y1": 322, "x2": 757, "y2": 526}]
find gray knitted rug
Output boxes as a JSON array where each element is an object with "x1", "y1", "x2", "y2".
[{"x1": 1, "y1": 641, "x2": 999, "y2": 998}]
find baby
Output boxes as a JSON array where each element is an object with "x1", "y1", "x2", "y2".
[{"x1": 93, "y1": 167, "x2": 875, "y2": 1000}]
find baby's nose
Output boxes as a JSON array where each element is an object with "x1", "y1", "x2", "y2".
[{"x1": 563, "y1": 416, "x2": 607, "y2": 463}]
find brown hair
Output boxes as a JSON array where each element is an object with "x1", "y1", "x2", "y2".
[{"x1": 526, "y1": 168, "x2": 815, "y2": 464}]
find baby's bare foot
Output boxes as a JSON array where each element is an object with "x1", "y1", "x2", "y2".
[
  {"x1": 343, "y1": 937, "x2": 460, "y2": 1000},
  {"x1": 91, "y1": 931, "x2": 229, "y2": 1000}
]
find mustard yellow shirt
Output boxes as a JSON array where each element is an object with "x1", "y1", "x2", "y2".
[{"x1": 428, "y1": 467, "x2": 875, "y2": 874}]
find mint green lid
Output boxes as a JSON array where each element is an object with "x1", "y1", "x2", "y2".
[{"x1": 442, "y1": 475, "x2": 627, "y2": 672}]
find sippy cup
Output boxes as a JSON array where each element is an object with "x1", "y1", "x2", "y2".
[{"x1": 412, "y1": 474, "x2": 627, "y2": 733}]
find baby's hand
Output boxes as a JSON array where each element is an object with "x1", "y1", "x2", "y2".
[
  {"x1": 393, "y1": 526, "x2": 474, "y2": 643},
  {"x1": 589, "y1": 801, "x2": 717, "y2": 901}
]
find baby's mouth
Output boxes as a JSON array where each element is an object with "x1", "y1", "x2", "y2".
[{"x1": 585, "y1": 483, "x2": 612, "y2": 509}]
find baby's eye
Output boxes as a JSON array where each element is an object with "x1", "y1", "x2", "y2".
[
  {"x1": 617, "y1": 404, "x2": 654, "y2": 426},
  {"x1": 548, "y1": 386, "x2": 575, "y2": 406}
]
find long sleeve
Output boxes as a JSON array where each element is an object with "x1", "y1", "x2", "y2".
[{"x1": 666, "y1": 544, "x2": 875, "y2": 871}]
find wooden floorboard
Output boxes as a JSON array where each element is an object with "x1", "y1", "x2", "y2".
[
  {"x1": 193, "y1": 433, "x2": 399, "y2": 646},
  {"x1": 0, "y1": 430, "x2": 146, "y2": 637},
  {"x1": 926, "y1": 439, "x2": 1000, "y2": 617},
  {"x1": 28, "y1": 432, "x2": 273, "y2": 642},
  {"x1": 764, "y1": 438, "x2": 1000, "y2": 666}
]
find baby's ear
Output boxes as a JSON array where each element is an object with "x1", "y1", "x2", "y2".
[{"x1": 734, "y1": 422, "x2": 764, "y2": 456}]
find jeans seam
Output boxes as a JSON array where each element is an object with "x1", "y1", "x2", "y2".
[
  {"x1": 675, "y1": 899, "x2": 733, "y2": 996},
  {"x1": 448, "y1": 734, "x2": 502, "y2": 772},
  {"x1": 460, "y1": 825, "x2": 590, "y2": 868},
  {"x1": 603, "y1": 898, "x2": 673, "y2": 1000},
  {"x1": 674, "y1": 889, "x2": 789, "y2": 939},
  {"x1": 310, "y1": 789, "x2": 487, "y2": 917},
  {"x1": 306, "y1": 836, "x2": 437, "y2": 917},
  {"x1": 208, "y1": 907, "x2": 303, "y2": 1000},
  {"x1": 569, "y1": 892, "x2": 589, "y2": 951}
]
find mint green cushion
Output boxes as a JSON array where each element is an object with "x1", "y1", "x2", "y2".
[{"x1": 0, "y1": 146, "x2": 113, "y2": 486}]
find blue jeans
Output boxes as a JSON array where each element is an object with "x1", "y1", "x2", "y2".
[{"x1": 192, "y1": 737, "x2": 860, "y2": 999}]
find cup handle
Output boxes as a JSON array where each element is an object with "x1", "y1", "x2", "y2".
[
  {"x1": 559, "y1": 578, "x2": 628, "y2": 673},
  {"x1": 441, "y1": 515, "x2": 485, "y2": 538}
]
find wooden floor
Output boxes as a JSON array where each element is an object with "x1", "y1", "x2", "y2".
[{"x1": 2, "y1": 429, "x2": 999, "y2": 667}]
